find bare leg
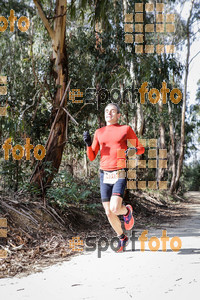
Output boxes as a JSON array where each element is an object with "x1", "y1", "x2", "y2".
[
  {"x1": 110, "y1": 195, "x2": 128, "y2": 215},
  {"x1": 102, "y1": 196, "x2": 128, "y2": 236}
]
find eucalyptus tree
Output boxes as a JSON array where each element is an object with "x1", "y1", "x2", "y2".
[{"x1": 30, "y1": 0, "x2": 112, "y2": 190}]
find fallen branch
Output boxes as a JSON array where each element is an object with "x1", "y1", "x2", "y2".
[
  {"x1": 0, "y1": 201, "x2": 39, "y2": 226},
  {"x1": 42, "y1": 244, "x2": 60, "y2": 255},
  {"x1": 8, "y1": 242, "x2": 25, "y2": 251},
  {"x1": 62, "y1": 107, "x2": 79, "y2": 125},
  {"x1": 45, "y1": 79, "x2": 71, "y2": 149},
  {"x1": 40, "y1": 205, "x2": 66, "y2": 229},
  {"x1": 47, "y1": 205, "x2": 65, "y2": 225}
]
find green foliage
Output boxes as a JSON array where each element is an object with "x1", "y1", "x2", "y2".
[
  {"x1": 0, "y1": 0, "x2": 199, "y2": 196},
  {"x1": 46, "y1": 170, "x2": 92, "y2": 208},
  {"x1": 181, "y1": 163, "x2": 200, "y2": 192},
  {"x1": 0, "y1": 158, "x2": 27, "y2": 192},
  {"x1": 81, "y1": 203, "x2": 102, "y2": 214},
  {"x1": 21, "y1": 182, "x2": 42, "y2": 197}
]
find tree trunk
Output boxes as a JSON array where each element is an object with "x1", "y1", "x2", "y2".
[
  {"x1": 157, "y1": 89, "x2": 166, "y2": 181},
  {"x1": 95, "y1": 21, "x2": 103, "y2": 127},
  {"x1": 168, "y1": 99, "x2": 176, "y2": 193},
  {"x1": 84, "y1": 152, "x2": 88, "y2": 177},
  {"x1": 136, "y1": 102, "x2": 144, "y2": 135},
  {"x1": 31, "y1": 0, "x2": 68, "y2": 190},
  {"x1": 172, "y1": 0, "x2": 194, "y2": 193}
]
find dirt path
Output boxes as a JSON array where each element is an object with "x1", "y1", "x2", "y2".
[{"x1": 0, "y1": 191, "x2": 200, "y2": 300}]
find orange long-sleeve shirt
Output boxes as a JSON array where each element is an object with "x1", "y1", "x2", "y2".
[{"x1": 87, "y1": 123, "x2": 145, "y2": 171}]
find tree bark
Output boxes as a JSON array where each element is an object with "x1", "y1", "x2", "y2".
[
  {"x1": 31, "y1": 0, "x2": 68, "y2": 190},
  {"x1": 157, "y1": 99, "x2": 165, "y2": 181},
  {"x1": 157, "y1": 57, "x2": 165, "y2": 182},
  {"x1": 172, "y1": 0, "x2": 194, "y2": 193},
  {"x1": 168, "y1": 99, "x2": 176, "y2": 193}
]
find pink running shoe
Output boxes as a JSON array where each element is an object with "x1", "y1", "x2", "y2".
[
  {"x1": 117, "y1": 235, "x2": 129, "y2": 252},
  {"x1": 123, "y1": 205, "x2": 134, "y2": 230}
]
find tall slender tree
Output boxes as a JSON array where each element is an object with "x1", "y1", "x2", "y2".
[
  {"x1": 171, "y1": 0, "x2": 195, "y2": 193},
  {"x1": 31, "y1": 0, "x2": 68, "y2": 190}
]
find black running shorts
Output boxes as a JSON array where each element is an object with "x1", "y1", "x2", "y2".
[{"x1": 100, "y1": 169, "x2": 127, "y2": 202}]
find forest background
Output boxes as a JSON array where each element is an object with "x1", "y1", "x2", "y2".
[{"x1": 0, "y1": 0, "x2": 200, "y2": 210}]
